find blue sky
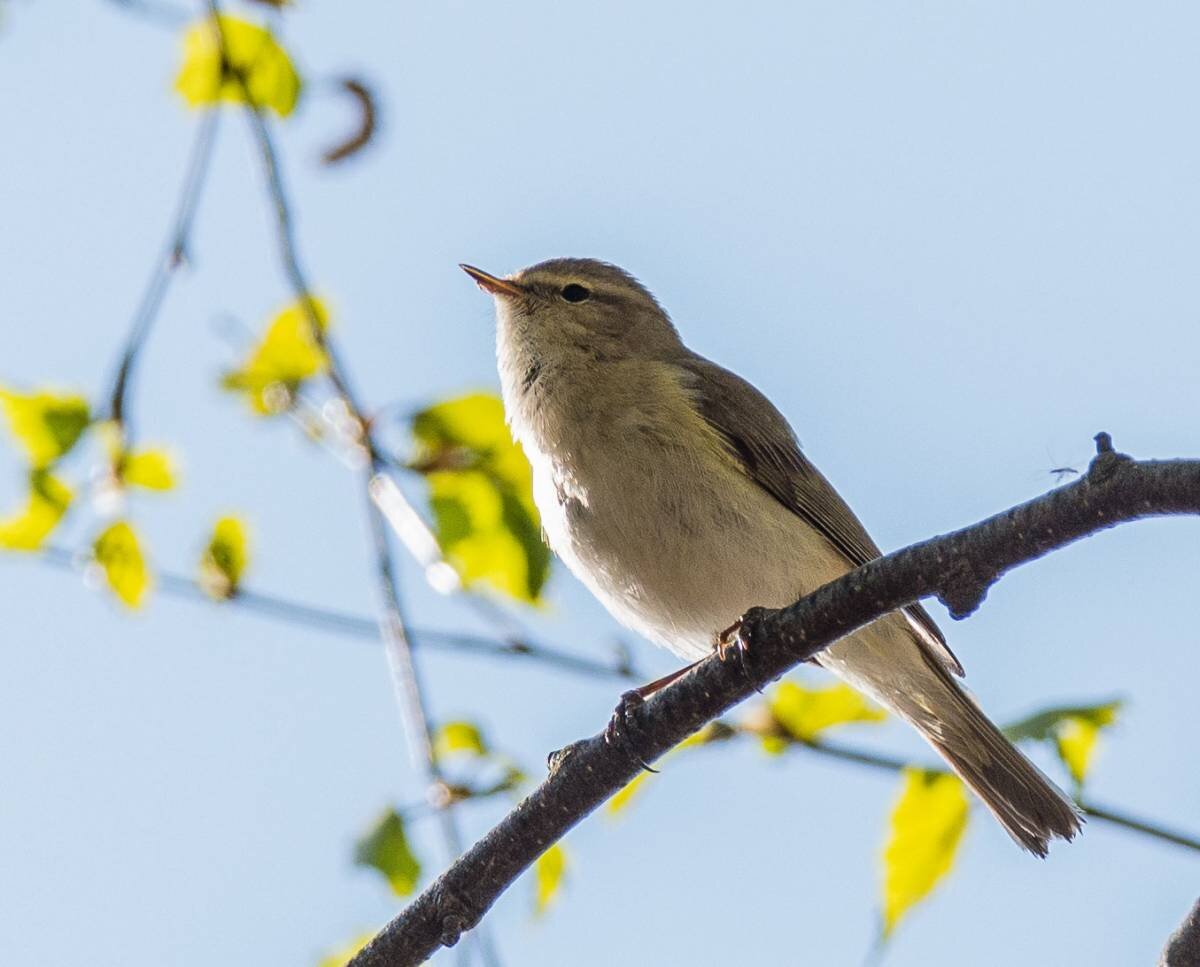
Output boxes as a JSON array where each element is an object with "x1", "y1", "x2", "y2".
[{"x1": 2, "y1": 1, "x2": 1199, "y2": 965}]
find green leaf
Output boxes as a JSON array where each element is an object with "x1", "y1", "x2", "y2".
[
  {"x1": 199, "y1": 516, "x2": 249, "y2": 600},
  {"x1": 881, "y1": 768, "x2": 969, "y2": 937},
  {"x1": 0, "y1": 388, "x2": 90, "y2": 468},
  {"x1": 412, "y1": 393, "x2": 549, "y2": 603},
  {"x1": 354, "y1": 809, "x2": 421, "y2": 897},
  {"x1": 0, "y1": 470, "x2": 72, "y2": 551},
  {"x1": 175, "y1": 15, "x2": 302, "y2": 117},
  {"x1": 315, "y1": 934, "x2": 373, "y2": 967},
  {"x1": 766, "y1": 680, "x2": 887, "y2": 745},
  {"x1": 222, "y1": 297, "x2": 329, "y2": 415},
  {"x1": 120, "y1": 448, "x2": 178, "y2": 491},
  {"x1": 93, "y1": 520, "x2": 151, "y2": 609},
  {"x1": 534, "y1": 842, "x2": 567, "y2": 915},
  {"x1": 434, "y1": 720, "x2": 489, "y2": 760},
  {"x1": 1003, "y1": 699, "x2": 1121, "y2": 787}
]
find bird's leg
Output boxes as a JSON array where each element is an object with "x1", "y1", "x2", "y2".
[
  {"x1": 604, "y1": 659, "x2": 703, "y2": 772},
  {"x1": 714, "y1": 614, "x2": 763, "y2": 694}
]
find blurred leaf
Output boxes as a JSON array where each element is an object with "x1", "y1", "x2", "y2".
[
  {"x1": 199, "y1": 516, "x2": 249, "y2": 600},
  {"x1": 93, "y1": 520, "x2": 151, "y2": 609},
  {"x1": 175, "y1": 15, "x2": 301, "y2": 117},
  {"x1": 434, "y1": 720, "x2": 488, "y2": 760},
  {"x1": 765, "y1": 681, "x2": 886, "y2": 747},
  {"x1": 354, "y1": 809, "x2": 421, "y2": 897},
  {"x1": 120, "y1": 448, "x2": 177, "y2": 491},
  {"x1": 607, "y1": 770, "x2": 651, "y2": 816},
  {"x1": 412, "y1": 393, "x2": 549, "y2": 602},
  {"x1": 0, "y1": 388, "x2": 90, "y2": 468},
  {"x1": 607, "y1": 725, "x2": 724, "y2": 816},
  {"x1": 315, "y1": 933, "x2": 373, "y2": 967},
  {"x1": 222, "y1": 297, "x2": 329, "y2": 415},
  {"x1": 1003, "y1": 699, "x2": 1121, "y2": 788},
  {"x1": 1002, "y1": 700, "x2": 1121, "y2": 743},
  {"x1": 881, "y1": 769, "x2": 969, "y2": 937},
  {"x1": 534, "y1": 842, "x2": 567, "y2": 915},
  {"x1": 0, "y1": 471, "x2": 72, "y2": 551},
  {"x1": 1056, "y1": 717, "x2": 1109, "y2": 787}
]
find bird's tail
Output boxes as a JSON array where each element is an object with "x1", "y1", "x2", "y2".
[
  {"x1": 821, "y1": 618, "x2": 1082, "y2": 856},
  {"x1": 914, "y1": 669, "x2": 1082, "y2": 856}
]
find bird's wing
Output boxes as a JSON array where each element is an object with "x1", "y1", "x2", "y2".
[{"x1": 677, "y1": 353, "x2": 963, "y2": 677}]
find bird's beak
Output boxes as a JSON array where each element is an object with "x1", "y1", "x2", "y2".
[{"x1": 460, "y1": 264, "x2": 525, "y2": 298}]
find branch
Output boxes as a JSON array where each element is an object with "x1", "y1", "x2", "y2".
[
  {"x1": 105, "y1": 108, "x2": 219, "y2": 432},
  {"x1": 350, "y1": 438, "x2": 1200, "y2": 966},
  {"x1": 779, "y1": 735, "x2": 1200, "y2": 854},
  {"x1": 31, "y1": 544, "x2": 637, "y2": 680}
]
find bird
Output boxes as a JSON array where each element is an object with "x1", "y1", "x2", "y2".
[{"x1": 461, "y1": 257, "x2": 1081, "y2": 856}]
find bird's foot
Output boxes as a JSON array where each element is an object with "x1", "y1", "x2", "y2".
[
  {"x1": 714, "y1": 614, "x2": 763, "y2": 694},
  {"x1": 601, "y1": 660, "x2": 703, "y2": 773},
  {"x1": 604, "y1": 689, "x2": 658, "y2": 774}
]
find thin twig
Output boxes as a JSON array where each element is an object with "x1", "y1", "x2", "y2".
[
  {"x1": 1078, "y1": 802, "x2": 1200, "y2": 854},
  {"x1": 106, "y1": 109, "x2": 220, "y2": 433},
  {"x1": 32, "y1": 545, "x2": 637, "y2": 680},
  {"x1": 795, "y1": 737, "x2": 1200, "y2": 854}
]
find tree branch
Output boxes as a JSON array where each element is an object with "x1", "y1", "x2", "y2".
[
  {"x1": 350, "y1": 438, "x2": 1200, "y2": 966},
  {"x1": 756, "y1": 734, "x2": 1200, "y2": 854},
  {"x1": 105, "y1": 108, "x2": 219, "y2": 433},
  {"x1": 31, "y1": 544, "x2": 638, "y2": 680}
]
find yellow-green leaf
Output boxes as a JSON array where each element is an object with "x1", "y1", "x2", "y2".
[
  {"x1": 315, "y1": 933, "x2": 373, "y2": 967},
  {"x1": 534, "y1": 842, "x2": 567, "y2": 915},
  {"x1": 1003, "y1": 699, "x2": 1121, "y2": 788},
  {"x1": 354, "y1": 809, "x2": 421, "y2": 897},
  {"x1": 222, "y1": 297, "x2": 329, "y2": 415},
  {"x1": 412, "y1": 393, "x2": 549, "y2": 603},
  {"x1": 881, "y1": 769, "x2": 969, "y2": 937},
  {"x1": 93, "y1": 520, "x2": 151, "y2": 609},
  {"x1": 120, "y1": 448, "x2": 177, "y2": 491},
  {"x1": 199, "y1": 516, "x2": 249, "y2": 600},
  {"x1": 0, "y1": 388, "x2": 90, "y2": 468},
  {"x1": 174, "y1": 15, "x2": 302, "y2": 117},
  {"x1": 434, "y1": 720, "x2": 488, "y2": 760},
  {"x1": 1056, "y1": 718, "x2": 1104, "y2": 787},
  {"x1": 607, "y1": 771, "x2": 651, "y2": 816},
  {"x1": 0, "y1": 471, "x2": 72, "y2": 551},
  {"x1": 767, "y1": 680, "x2": 887, "y2": 743}
]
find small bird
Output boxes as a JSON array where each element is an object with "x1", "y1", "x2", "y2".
[{"x1": 462, "y1": 258, "x2": 1080, "y2": 856}]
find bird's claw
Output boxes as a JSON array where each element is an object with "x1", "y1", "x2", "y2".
[
  {"x1": 604, "y1": 689, "x2": 658, "y2": 774},
  {"x1": 714, "y1": 614, "x2": 763, "y2": 694}
]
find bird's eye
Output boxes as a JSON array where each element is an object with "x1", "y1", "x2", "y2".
[{"x1": 560, "y1": 283, "x2": 591, "y2": 303}]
